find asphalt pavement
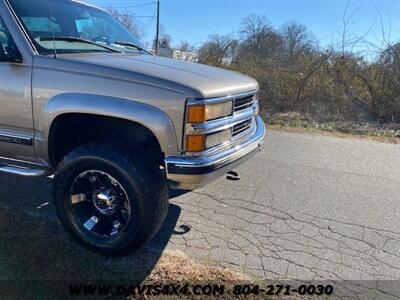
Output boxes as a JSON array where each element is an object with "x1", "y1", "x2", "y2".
[
  {"x1": 168, "y1": 130, "x2": 400, "y2": 280},
  {"x1": 0, "y1": 130, "x2": 399, "y2": 297}
]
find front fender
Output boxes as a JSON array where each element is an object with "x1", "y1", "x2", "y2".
[{"x1": 34, "y1": 93, "x2": 179, "y2": 165}]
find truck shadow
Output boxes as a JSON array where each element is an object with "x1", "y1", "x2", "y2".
[{"x1": 0, "y1": 175, "x2": 189, "y2": 299}]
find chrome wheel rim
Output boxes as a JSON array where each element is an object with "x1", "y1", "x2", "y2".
[{"x1": 69, "y1": 170, "x2": 131, "y2": 238}]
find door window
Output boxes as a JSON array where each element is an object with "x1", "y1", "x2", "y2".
[
  {"x1": 0, "y1": 17, "x2": 18, "y2": 57},
  {"x1": 0, "y1": 18, "x2": 10, "y2": 48}
]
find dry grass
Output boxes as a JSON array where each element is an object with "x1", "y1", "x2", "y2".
[
  {"x1": 269, "y1": 124, "x2": 400, "y2": 144},
  {"x1": 265, "y1": 112, "x2": 400, "y2": 144},
  {"x1": 126, "y1": 250, "x2": 251, "y2": 299},
  {"x1": 127, "y1": 251, "x2": 311, "y2": 299},
  {"x1": 146, "y1": 250, "x2": 247, "y2": 283}
]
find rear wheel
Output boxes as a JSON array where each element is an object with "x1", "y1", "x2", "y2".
[{"x1": 53, "y1": 142, "x2": 168, "y2": 255}]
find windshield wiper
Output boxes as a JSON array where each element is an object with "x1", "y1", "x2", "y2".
[
  {"x1": 39, "y1": 36, "x2": 123, "y2": 53},
  {"x1": 113, "y1": 41, "x2": 153, "y2": 55}
]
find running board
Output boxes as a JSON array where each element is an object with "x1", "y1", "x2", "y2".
[{"x1": 0, "y1": 163, "x2": 51, "y2": 177}]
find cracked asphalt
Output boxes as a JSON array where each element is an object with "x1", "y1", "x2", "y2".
[
  {"x1": 0, "y1": 130, "x2": 399, "y2": 297},
  {"x1": 168, "y1": 131, "x2": 400, "y2": 281}
]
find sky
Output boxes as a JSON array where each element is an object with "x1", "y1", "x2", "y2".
[{"x1": 84, "y1": 0, "x2": 400, "y2": 53}]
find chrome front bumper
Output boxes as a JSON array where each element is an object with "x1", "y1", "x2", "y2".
[{"x1": 165, "y1": 116, "x2": 265, "y2": 190}]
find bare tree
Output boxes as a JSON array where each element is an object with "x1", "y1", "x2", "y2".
[
  {"x1": 153, "y1": 25, "x2": 172, "y2": 50},
  {"x1": 195, "y1": 13, "x2": 400, "y2": 124},
  {"x1": 177, "y1": 41, "x2": 193, "y2": 52},
  {"x1": 239, "y1": 14, "x2": 283, "y2": 58},
  {"x1": 198, "y1": 34, "x2": 238, "y2": 66},
  {"x1": 280, "y1": 21, "x2": 315, "y2": 59},
  {"x1": 107, "y1": 8, "x2": 145, "y2": 41}
]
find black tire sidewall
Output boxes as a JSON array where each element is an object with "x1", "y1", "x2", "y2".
[{"x1": 54, "y1": 146, "x2": 161, "y2": 255}]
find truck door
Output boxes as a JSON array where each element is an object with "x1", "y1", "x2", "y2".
[{"x1": 0, "y1": 15, "x2": 35, "y2": 162}]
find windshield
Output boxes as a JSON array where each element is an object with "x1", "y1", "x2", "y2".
[{"x1": 9, "y1": 0, "x2": 146, "y2": 54}]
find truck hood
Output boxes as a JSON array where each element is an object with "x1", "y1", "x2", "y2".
[{"x1": 59, "y1": 53, "x2": 258, "y2": 98}]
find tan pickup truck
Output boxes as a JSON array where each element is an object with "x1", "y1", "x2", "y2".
[{"x1": 0, "y1": 0, "x2": 265, "y2": 254}]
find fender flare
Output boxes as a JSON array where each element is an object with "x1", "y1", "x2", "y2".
[{"x1": 35, "y1": 93, "x2": 179, "y2": 165}]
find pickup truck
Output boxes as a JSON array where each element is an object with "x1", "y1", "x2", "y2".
[{"x1": 0, "y1": 0, "x2": 265, "y2": 255}]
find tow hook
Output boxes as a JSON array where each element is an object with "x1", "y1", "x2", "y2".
[{"x1": 226, "y1": 170, "x2": 240, "y2": 181}]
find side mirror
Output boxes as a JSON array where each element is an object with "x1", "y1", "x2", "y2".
[{"x1": 0, "y1": 44, "x2": 22, "y2": 63}]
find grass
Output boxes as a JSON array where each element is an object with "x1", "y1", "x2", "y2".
[
  {"x1": 145, "y1": 250, "x2": 247, "y2": 283},
  {"x1": 266, "y1": 112, "x2": 400, "y2": 144},
  {"x1": 127, "y1": 250, "x2": 253, "y2": 300},
  {"x1": 130, "y1": 251, "x2": 305, "y2": 299}
]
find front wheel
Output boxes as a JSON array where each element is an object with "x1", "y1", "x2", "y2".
[{"x1": 53, "y1": 142, "x2": 169, "y2": 255}]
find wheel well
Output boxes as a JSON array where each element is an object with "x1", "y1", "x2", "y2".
[{"x1": 48, "y1": 113, "x2": 163, "y2": 168}]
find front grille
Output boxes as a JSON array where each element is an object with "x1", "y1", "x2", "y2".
[
  {"x1": 233, "y1": 118, "x2": 253, "y2": 136},
  {"x1": 234, "y1": 94, "x2": 255, "y2": 112}
]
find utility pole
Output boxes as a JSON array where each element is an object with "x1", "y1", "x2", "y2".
[{"x1": 155, "y1": 0, "x2": 160, "y2": 55}]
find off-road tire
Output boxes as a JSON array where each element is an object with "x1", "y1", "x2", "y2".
[{"x1": 53, "y1": 142, "x2": 169, "y2": 255}]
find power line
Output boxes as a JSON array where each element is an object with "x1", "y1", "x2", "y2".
[
  {"x1": 104, "y1": 1, "x2": 155, "y2": 9},
  {"x1": 96, "y1": 0, "x2": 160, "y2": 49},
  {"x1": 100, "y1": 2, "x2": 157, "y2": 17},
  {"x1": 143, "y1": 7, "x2": 157, "y2": 32},
  {"x1": 112, "y1": 13, "x2": 156, "y2": 18}
]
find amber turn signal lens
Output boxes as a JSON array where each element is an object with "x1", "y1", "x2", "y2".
[
  {"x1": 186, "y1": 135, "x2": 205, "y2": 152},
  {"x1": 187, "y1": 105, "x2": 206, "y2": 123}
]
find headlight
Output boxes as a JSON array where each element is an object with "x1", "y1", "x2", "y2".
[
  {"x1": 186, "y1": 129, "x2": 232, "y2": 152},
  {"x1": 186, "y1": 135, "x2": 205, "y2": 152},
  {"x1": 187, "y1": 101, "x2": 233, "y2": 123},
  {"x1": 205, "y1": 129, "x2": 231, "y2": 149}
]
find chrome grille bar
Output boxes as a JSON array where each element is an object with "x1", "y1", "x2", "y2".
[
  {"x1": 234, "y1": 94, "x2": 255, "y2": 112},
  {"x1": 233, "y1": 118, "x2": 253, "y2": 136}
]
